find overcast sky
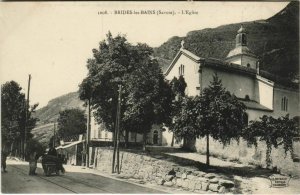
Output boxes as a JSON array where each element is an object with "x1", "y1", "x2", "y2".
[{"x1": 0, "y1": 2, "x2": 289, "y2": 108}]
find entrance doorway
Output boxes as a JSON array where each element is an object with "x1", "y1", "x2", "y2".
[{"x1": 153, "y1": 130, "x2": 158, "y2": 145}]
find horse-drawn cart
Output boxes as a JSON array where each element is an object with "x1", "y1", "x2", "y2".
[{"x1": 42, "y1": 155, "x2": 65, "y2": 176}]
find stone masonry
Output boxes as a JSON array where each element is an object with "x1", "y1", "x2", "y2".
[{"x1": 93, "y1": 148, "x2": 235, "y2": 193}]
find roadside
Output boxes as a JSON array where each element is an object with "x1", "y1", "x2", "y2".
[
  {"x1": 5, "y1": 151, "x2": 300, "y2": 194},
  {"x1": 2, "y1": 158, "x2": 169, "y2": 194},
  {"x1": 165, "y1": 152, "x2": 300, "y2": 194}
]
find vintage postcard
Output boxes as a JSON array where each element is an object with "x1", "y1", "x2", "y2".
[{"x1": 1, "y1": 1, "x2": 299, "y2": 194}]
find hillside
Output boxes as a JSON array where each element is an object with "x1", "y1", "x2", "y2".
[
  {"x1": 154, "y1": 2, "x2": 299, "y2": 80},
  {"x1": 32, "y1": 91, "x2": 85, "y2": 146},
  {"x1": 34, "y1": 91, "x2": 85, "y2": 125}
]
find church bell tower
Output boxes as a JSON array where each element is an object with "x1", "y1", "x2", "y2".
[{"x1": 225, "y1": 26, "x2": 258, "y2": 69}]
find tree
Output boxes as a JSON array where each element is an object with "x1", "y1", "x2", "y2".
[
  {"x1": 243, "y1": 114, "x2": 299, "y2": 167},
  {"x1": 57, "y1": 108, "x2": 87, "y2": 139},
  {"x1": 79, "y1": 32, "x2": 172, "y2": 149},
  {"x1": 1, "y1": 81, "x2": 39, "y2": 157},
  {"x1": 172, "y1": 74, "x2": 247, "y2": 165},
  {"x1": 165, "y1": 76, "x2": 187, "y2": 146}
]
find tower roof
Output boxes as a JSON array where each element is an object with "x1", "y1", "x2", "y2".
[
  {"x1": 227, "y1": 45, "x2": 257, "y2": 59},
  {"x1": 237, "y1": 25, "x2": 246, "y2": 33},
  {"x1": 226, "y1": 26, "x2": 257, "y2": 59}
]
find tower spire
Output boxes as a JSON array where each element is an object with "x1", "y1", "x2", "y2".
[
  {"x1": 225, "y1": 25, "x2": 258, "y2": 68},
  {"x1": 236, "y1": 25, "x2": 247, "y2": 47}
]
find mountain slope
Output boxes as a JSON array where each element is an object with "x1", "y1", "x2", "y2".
[
  {"x1": 34, "y1": 91, "x2": 85, "y2": 125},
  {"x1": 32, "y1": 91, "x2": 85, "y2": 147},
  {"x1": 154, "y1": 2, "x2": 299, "y2": 80}
]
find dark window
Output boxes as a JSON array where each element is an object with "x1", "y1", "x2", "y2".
[
  {"x1": 179, "y1": 64, "x2": 184, "y2": 76},
  {"x1": 281, "y1": 97, "x2": 288, "y2": 111},
  {"x1": 245, "y1": 95, "x2": 250, "y2": 101},
  {"x1": 247, "y1": 63, "x2": 250, "y2": 68}
]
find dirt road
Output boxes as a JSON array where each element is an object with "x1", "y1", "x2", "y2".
[{"x1": 1, "y1": 159, "x2": 166, "y2": 194}]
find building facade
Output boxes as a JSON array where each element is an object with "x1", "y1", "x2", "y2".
[
  {"x1": 164, "y1": 26, "x2": 299, "y2": 122},
  {"x1": 163, "y1": 26, "x2": 299, "y2": 174}
]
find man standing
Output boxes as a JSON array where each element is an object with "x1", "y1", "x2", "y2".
[
  {"x1": 28, "y1": 151, "x2": 38, "y2": 175},
  {"x1": 1, "y1": 149, "x2": 8, "y2": 173}
]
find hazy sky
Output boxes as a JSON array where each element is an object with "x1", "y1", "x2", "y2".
[{"x1": 0, "y1": 2, "x2": 289, "y2": 108}]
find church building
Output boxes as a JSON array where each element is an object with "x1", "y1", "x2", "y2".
[
  {"x1": 164, "y1": 26, "x2": 299, "y2": 123},
  {"x1": 90, "y1": 26, "x2": 299, "y2": 148},
  {"x1": 163, "y1": 26, "x2": 299, "y2": 174}
]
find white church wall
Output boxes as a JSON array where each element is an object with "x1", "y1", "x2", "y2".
[
  {"x1": 226, "y1": 56, "x2": 241, "y2": 66},
  {"x1": 201, "y1": 67, "x2": 256, "y2": 100},
  {"x1": 241, "y1": 55, "x2": 257, "y2": 69},
  {"x1": 246, "y1": 109, "x2": 273, "y2": 122},
  {"x1": 194, "y1": 136, "x2": 300, "y2": 176},
  {"x1": 226, "y1": 55, "x2": 257, "y2": 69},
  {"x1": 273, "y1": 87, "x2": 299, "y2": 118},
  {"x1": 165, "y1": 53, "x2": 200, "y2": 96},
  {"x1": 256, "y1": 76, "x2": 274, "y2": 110},
  {"x1": 162, "y1": 129, "x2": 173, "y2": 146}
]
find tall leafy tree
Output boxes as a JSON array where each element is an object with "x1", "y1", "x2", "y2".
[
  {"x1": 79, "y1": 32, "x2": 172, "y2": 148},
  {"x1": 165, "y1": 76, "x2": 187, "y2": 146},
  {"x1": 199, "y1": 74, "x2": 247, "y2": 165},
  {"x1": 243, "y1": 114, "x2": 299, "y2": 167},
  {"x1": 172, "y1": 74, "x2": 247, "y2": 165},
  {"x1": 57, "y1": 108, "x2": 87, "y2": 139},
  {"x1": 1, "y1": 81, "x2": 38, "y2": 157}
]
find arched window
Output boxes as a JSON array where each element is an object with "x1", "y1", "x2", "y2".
[
  {"x1": 247, "y1": 63, "x2": 250, "y2": 68},
  {"x1": 179, "y1": 64, "x2": 185, "y2": 76},
  {"x1": 281, "y1": 97, "x2": 288, "y2": 111},
  {"x1": 245, "y1": 95, "x2": 250, "y2": 101}
]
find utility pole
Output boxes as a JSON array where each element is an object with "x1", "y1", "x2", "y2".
[
  {"x1": 116, "y1": 85, "x2": 122, "y2": 174},
  {"x1": 112, "y1": 84, "x2": 122, "y2": 173},
  {"x1": 86, "y1": 98, "x2": 91, "y2": 167},
  {"x1": 53, "y1": 123, "x2": 56, "y2": 148},
  {"x1": 24, "y1": 74, "x2": 31, "y2": 159}
]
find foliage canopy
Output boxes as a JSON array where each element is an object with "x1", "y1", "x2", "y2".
[
  {"x1": 79, "y1": 32, "x2": 172, "y2": 144},
  {"x1": 57, "y1": 108, "x2": 87, "y2": 139},
  {"x1": 243, "y1": 114, "x2": 300, "y2": 167}
]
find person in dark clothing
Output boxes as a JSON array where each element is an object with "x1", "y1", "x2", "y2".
[
  {"x1": 29, "y1": 151, "x2": 38, "y2": 175},
  {"x1": 1, "y1": 150, "x2": 8, "y2": 173},
  {"x1": 47, "y1": 147, "x2": 57, "y2": 156}
]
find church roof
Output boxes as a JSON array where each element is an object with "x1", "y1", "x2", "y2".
[
  {"x1": 164, "y1": 48, "x2": 298, "y2": 90},
  {"x1": 226, "y1": 45, "x2": 257, "y2": 59},
  {"x1": 239, "y1": 99, "x2": 273, "y2": 112},
  {"x1": 203, "y1": 58, "x2": 257, "y2": 77},
  {"x1": 164, "y1": 48, "x2": 203, "y2": 76}
]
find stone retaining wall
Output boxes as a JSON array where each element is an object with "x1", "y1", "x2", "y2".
[
  {"x1": 93, "y1": 148, "x2": 235, "y2": 193},
  {"x1": 194, "y1": 137, "x2": 300, "y2": 176}
]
